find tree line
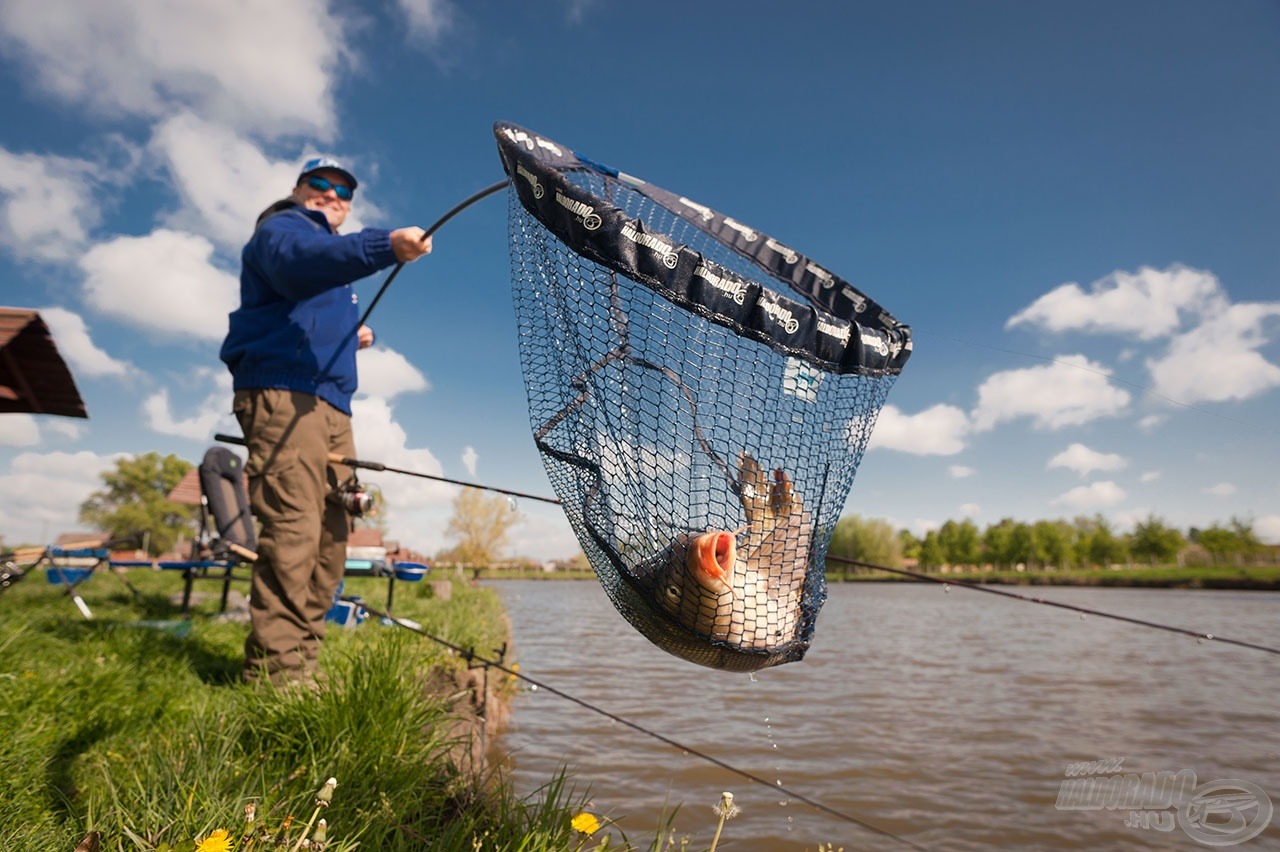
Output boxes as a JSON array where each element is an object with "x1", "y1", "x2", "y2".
[
  {"x1": 828, "y1": 513, "x2": 1273, "y2": 573},
  {"x1": 40, "y1": 453, "x2": 519, "y2": 564},
  {"x1": 11, "y1": 453, "x2": 1271, "y2": 575}
]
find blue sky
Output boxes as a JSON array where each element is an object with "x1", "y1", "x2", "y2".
[{"x1": 0, "y1": 0, "x2": 1276, "y2": 560}]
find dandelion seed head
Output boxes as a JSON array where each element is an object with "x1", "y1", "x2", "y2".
[{"x1": 714, "y1": 791, "x2": 740, "y2": 819}]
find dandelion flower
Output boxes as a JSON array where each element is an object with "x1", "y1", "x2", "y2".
[
  {"x1": 195, "y1": 828, "x2": 233, "y2": 852},
  {"x1": 571, "y1": 811, "x2": 601, "y2": 834}
]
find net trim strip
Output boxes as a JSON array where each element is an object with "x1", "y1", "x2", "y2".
[{"x1": 495, "y1": 122, "x2": 912, "y2": 377}]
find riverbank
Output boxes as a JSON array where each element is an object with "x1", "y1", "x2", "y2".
[
  {"x1": 835, "y1": 563, "x2": 1280, "y2": 589},
  {"x1": 483, "y1": 563, "x2": 1280, "y2": 589},
  {"x1": 0, "y1": 568, "x2": 612, "y2": 851}
]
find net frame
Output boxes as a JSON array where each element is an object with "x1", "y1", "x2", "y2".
[{"x1": 497, "y1": 122, "x2": 911, "y2": 671}]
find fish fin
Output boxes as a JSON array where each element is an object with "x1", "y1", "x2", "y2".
[
  {"x1": 771, "y1": 467, "x2": 802, "y2": 517},
  {"x1": 737, "y1": 451, "x2": 770, "y2": 527}
]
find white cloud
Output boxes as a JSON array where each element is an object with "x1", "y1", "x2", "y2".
[
  {"x1": 397, "y1": 0, "x2": 454, "y2": 41},
  {"x1": 355, "y1": 346, "x2": 430, "y2": 401},
  {"x1": 79, "y1": 229, "x2": 238, "y2": 342},
  {"x1": 1203, "y1": 482, "x2": 1237, "y2": 498},
  {"x1": 0, "y1": 450, "x2": 120, "y2": 545},
  {"x1": 1257, "y1": 515, "x2": 1280, "y2": 546},
  {"x1": 0, "y1": 414, "x2": 85, "y2": 447},
  {"x1": 349, "y1": 395, "x2": 458, "y2": 557},
  {"x1": 461, "y1": 446, "x2": 478, "y2": 477},
  {"x1": 948, "y1": 465, "x2": 976, "y2": 479},
  {"x1": 1136, "y1": 414, "x2": 1165, "y2": 433},
  {"x1": 0, "y1": 415, "x2": 40, "y2": 447},
  {"x1": 142, "y1": 382, "x2": 235, "y2": 441},
  {"x1": 506, "y1": 507, "x2": 580, "y2": 562},
  {"x1": 0, "y1": 0, "x2": 350, "y2": 139},
  {"x1": 1046, "y1": 443, "x2": 1127, "y2": 477},
  {"x1": 0, "y1": 148, "x2": 100, "y2": 262},
  {"x1": 1051, "y1": 480, "x2": 1126, "y2": 511},
  {"x1": 1145, "y1": 302, "x2": 1280, "y2": 404},
  {"x1": 957, "y1": 503, "x2": 980, "y2": 518},
  {"x1": 39, "y1": 307, "x2": 133, "y2": 378},
  {"x1": 1006, "y1": 265, "x2": 1225, "y2": 340},
  {"x1": 148, "y1": 114, "x2": 378, "y2": 249},
  {"x1": 971, "y1": 355, "x2": 1130, "y2": 431},
  {"x1": 151, "y1": 114, "x2": 300, "y2": 249},
  {"x1": 868, "y1": 404, "x2": 969, "y2": 455},
  {"x1": 1139, "y1": 471, "x2": 1161, "y2": 483}
]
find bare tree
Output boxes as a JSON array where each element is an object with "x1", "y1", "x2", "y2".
[{"x1": 442, "y1": 487, "x2": 520, "y2": 566}]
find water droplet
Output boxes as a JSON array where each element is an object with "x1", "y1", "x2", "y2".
[
  {"x1": 1205, "y1": 633, "x2": 1214, "y2": 640},
  {"x1": 1079, "y1": 612, "x2": 1087, "y2": 620},
  {"x1": 942, "y1": 583, "x2": 951, "y2": 594},
  {"x1": 772, "y1": 743, "x2": 778, "y2": 749},
  {"x1": 776, "y1": 779, "x2": 783, "y2": 786}
]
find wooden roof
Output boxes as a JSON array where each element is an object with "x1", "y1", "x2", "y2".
[{"x1": 0, "y1": 308, "x2": 88, "y2": 418}]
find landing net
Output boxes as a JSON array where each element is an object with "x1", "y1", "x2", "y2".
[{"x1": 497, "y1": 122, "x2": 911, "y2": 671}]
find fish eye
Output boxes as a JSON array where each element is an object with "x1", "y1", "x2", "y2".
[{"x1": 664, "y1": 583, "x2": 681, "y2": 601}]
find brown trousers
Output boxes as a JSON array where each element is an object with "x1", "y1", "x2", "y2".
[{"x1": 233, "y1": 388, "x2": 355, "y2": 685}]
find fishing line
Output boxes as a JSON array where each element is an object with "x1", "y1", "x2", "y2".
[
  {"x1": 348, "y1": 597, "x2": 927, "y2": 851},
  {"x1": 827, "y1": 555, "x2": 1280, "y2": 656},
  {"x1": 212, "y1": 433, "x2": 560, "y2": 506}
]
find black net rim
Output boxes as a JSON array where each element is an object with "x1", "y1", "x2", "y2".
[{"x1": 494, "y1": 121, "x2": 912, "y2": 377}]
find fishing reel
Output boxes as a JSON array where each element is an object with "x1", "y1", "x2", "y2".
[{"x1": 330, "y1": 476, "x2": 383, "y2": 518}]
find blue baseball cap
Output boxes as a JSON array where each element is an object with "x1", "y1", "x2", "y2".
[{"x1": 298, "y1": 156, "x2": 358, "y2": 191}]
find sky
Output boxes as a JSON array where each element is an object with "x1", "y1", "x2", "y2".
[{"x1": 0, "y1": 0, "x2": 1277, "y2": 561}]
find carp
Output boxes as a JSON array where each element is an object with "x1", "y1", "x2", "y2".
[{"x1": 635, "y1": 452, "x2": 812, "y2": 650}]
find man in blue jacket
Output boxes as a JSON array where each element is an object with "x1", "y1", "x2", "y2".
[{"x1": 220, "y1": 157, "x2": 431, "y2": 686}]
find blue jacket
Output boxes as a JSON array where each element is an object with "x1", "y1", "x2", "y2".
[{"x1": 220, "y1": 203, "x2": 398, "y2": 415}]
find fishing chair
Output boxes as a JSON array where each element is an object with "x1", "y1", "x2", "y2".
[{"x1": 159, "y1": 446, "x2": 258, "y2": 613}]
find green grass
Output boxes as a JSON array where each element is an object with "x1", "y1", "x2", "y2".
[{"x1": 0, "y1": 566, "x2": 701, "y2": 851}]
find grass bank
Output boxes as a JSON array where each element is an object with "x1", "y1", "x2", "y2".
[{"x1": 0, "y1": 566, "x2": 691, "y2": 851}]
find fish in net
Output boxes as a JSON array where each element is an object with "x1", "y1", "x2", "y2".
[{"x1": 496, "y1": 122, "x2": 912, "y2": 671}]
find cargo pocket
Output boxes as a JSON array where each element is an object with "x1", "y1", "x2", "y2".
[{"x1": 253, "y1": 446, "x2": 312, "y2": 523}]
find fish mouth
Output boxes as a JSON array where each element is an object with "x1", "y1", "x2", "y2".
[{"x1": 686, "y1": 530, "x2": 736, "y2": 593}]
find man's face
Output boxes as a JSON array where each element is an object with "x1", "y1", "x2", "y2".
[{"x1": 292, "y1": 169, "x2": 353, "y2": 230}]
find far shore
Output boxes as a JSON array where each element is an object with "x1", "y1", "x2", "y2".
[{"x1": 478, "y1": 564, "x2": 1280, "y2": 590}]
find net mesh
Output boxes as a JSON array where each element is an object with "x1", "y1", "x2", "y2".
[{"x1": 501, "y1": 123, "x2": 907, "y2": 671}]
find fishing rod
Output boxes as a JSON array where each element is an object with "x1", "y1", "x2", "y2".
[
  {"x1": 212, "y1": 433, "x2": 561, "y2": 506},
  {"x1": 347, "y1": 596, "x2": 927, "y2": 852},
  {"x1": 358, "y1": 178, "x2": 509, "y2": 329},
  {"x1": 827, "y1": 555, "x2": 1280, "y2": 657}
]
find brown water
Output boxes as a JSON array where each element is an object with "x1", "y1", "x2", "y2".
[{"x1": 489, "y1": 580, "x2": 1280, "y2": 851}]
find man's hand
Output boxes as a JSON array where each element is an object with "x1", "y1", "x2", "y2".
[
  {"x1": 391, "y1": 227, "x2": 432, "y2": 262},
  {"x1": 357, "y1": 325, "x2": 375, "y2": 349}
]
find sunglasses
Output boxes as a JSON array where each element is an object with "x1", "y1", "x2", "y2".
[{"x1": 305, "y1": 176, "x2": 354, "y2": 201}]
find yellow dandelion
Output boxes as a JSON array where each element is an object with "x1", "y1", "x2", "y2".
[
  {"x1": 571, "y1": 811, "x2": 601, "y2": 835},
  {"x1": 195, "y1": 828, "x2": 233, "y2": 852}
]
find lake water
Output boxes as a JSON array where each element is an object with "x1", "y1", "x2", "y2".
[{"x1": 488, "y1": 580, "x2": 1280, "y2": 851}]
